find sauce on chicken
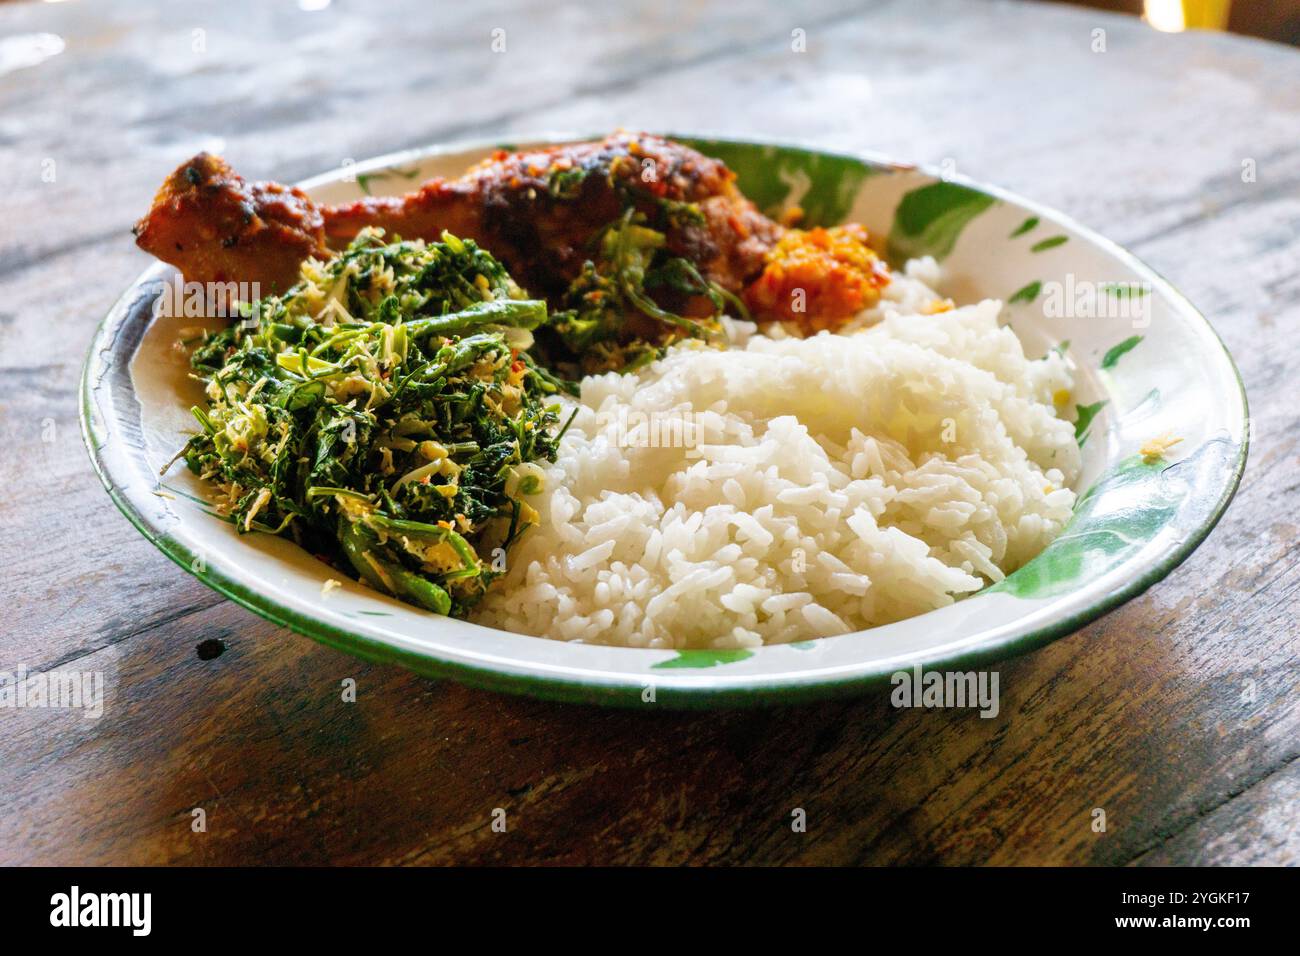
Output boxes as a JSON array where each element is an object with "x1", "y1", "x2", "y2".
[{"x1": 133, "y1": 132, "x2": 888, "y2": 335}]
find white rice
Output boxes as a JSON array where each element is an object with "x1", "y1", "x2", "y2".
[{"x1": 474, "y1": 258, "x2": 1081, "y2": 648}]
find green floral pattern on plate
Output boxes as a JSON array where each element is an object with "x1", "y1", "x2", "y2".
[
  {"x1": 887, "y1": 181, "x2": 997, "y2": 263},
  {"x1": 680, "y1": 138, "x2": 874, "y2": 225},
  {"x1": 1102, "y1": 335, "x2": 1144, "y2": 369},
  {"x1": 990, "y1": 440, "x2": 1228, "y2": 600},
  {"x1": 652, "y1": 649, "x2": 756, "y2": 669}
]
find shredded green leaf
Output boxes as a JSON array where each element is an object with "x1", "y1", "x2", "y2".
[
  {"x1": 543, "y1": 197, "x2": 736, "y2": 373},
  {"x1": 179, "y1": 228, "x2": 566, "y2": 616}
]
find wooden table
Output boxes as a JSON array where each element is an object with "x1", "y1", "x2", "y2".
[{"x1": 2, "y1": 0, "x2": 1296, "y2": 866}]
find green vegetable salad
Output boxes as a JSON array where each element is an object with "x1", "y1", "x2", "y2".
[{"x1": 179, "y1": 228, "x2": 572, "y2": 617}]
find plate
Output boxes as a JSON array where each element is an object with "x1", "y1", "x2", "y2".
[{"x1": 81, "y1": 134, "x2": 1248, "y2": 707}]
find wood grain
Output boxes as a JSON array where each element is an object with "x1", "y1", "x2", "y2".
[{"x1": 0, "y1": 0, "x2": 1296, "y2": 866}]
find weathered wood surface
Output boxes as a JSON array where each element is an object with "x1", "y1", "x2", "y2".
[{"x1": 0, "y1": 0, "x2": 1297, "y2": 866}]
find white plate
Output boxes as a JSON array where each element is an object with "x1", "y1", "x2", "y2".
[{"x1": 82, "y1": 135, "x2": 1248, "y2": 706}]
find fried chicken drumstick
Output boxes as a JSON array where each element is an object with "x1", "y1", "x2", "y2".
[
  {"x1": 136, "y1": 133, "x2": 776, "y2": 294},
  {"x1": 134, "y1": 152, "x2": 330, "y2": 297},
  {"x1": 134, "y1": 132, "x2": 888, "y2": 335}
]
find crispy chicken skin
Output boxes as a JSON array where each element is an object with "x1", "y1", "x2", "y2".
[
  {"x1": 323, "y1": 133, "x2": 785, "y2": 298},
  {"x1": 133, "y1": 153, "x2": 328, "y2": 296},
  {"x1": 136, "y1": 133, "x2": 781, "y2": 299},
  {"x1": 134, "y1": 133, "x2": 887, "y2": 329}
]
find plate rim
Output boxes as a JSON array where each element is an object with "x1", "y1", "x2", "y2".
[{"x1": 80, "y1": 132, "x2": 1250, "y2": 708}]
